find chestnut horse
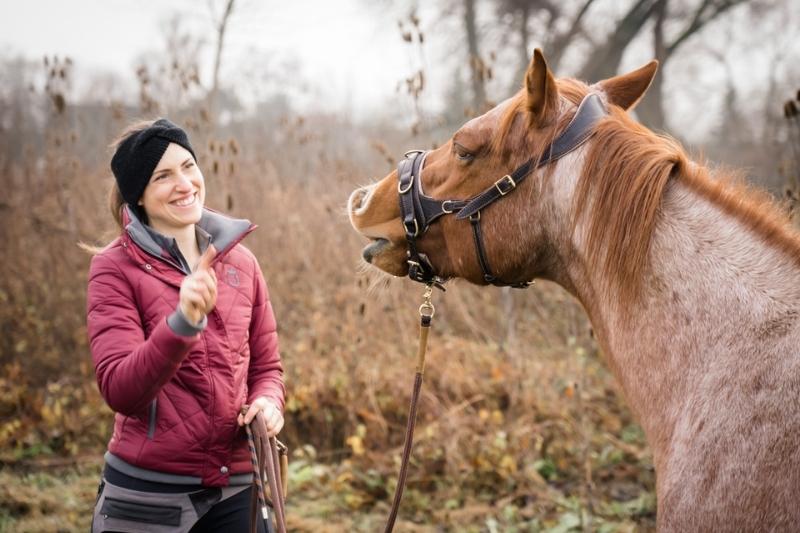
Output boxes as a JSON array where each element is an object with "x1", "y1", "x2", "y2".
[{"x1": 348, "y1": 49, "x2": 800, "y2": 531}]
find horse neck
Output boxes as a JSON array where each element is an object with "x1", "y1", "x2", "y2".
[{"x1": 546, "y1": 158, "x2": 800, "y2": 463}]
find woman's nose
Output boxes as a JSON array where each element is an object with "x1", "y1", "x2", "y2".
[{"x1": 175, "y1": 171, "x2": 194, "y2": 189}]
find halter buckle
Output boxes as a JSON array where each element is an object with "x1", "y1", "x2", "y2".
[
  {"x1": 494, "y1": 175, "x2": 516, "y2": 196},
  {"x1": 441, "y1": 200, "x2": 455, "y2": 214}
]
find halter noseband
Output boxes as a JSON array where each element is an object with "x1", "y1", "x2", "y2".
[{"x1": 397, "y1": 93, "x2": 608, "y2": 289}]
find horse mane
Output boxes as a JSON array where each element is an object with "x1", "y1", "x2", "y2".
[{"x1": 573, "y1": 103, "x2": 800, "y2": 302}]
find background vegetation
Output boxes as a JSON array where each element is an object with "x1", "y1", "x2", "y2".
[{"x1": 1, "y1": 0, "x2": 799, "y2": 531}]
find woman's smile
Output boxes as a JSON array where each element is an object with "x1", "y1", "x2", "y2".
[{"x1": 172, "y1": 192, "x2": 198, "y2": 208}]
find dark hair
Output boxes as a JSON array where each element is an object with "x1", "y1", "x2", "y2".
[{"x1": 80, "y1": 119, "x2": 156, "y2": 254}]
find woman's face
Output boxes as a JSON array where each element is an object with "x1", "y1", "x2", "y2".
[{"x1": 138, "y1": 143, "x2": 205, "y2": 233}]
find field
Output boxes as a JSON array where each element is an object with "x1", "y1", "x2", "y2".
[{"x1": 0, "y1": 112, "x2": 657, "y2": 532}]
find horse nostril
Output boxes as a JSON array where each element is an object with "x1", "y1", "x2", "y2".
[
  {"x1": 349, "y1": 186, "x2": 373, "y2": 214},
  {"x1": 353, "y1": 189, "x2": 366, "y2": 209}
]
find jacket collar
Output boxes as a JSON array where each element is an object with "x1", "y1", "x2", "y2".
[{"x1": 123, "y1": 205, "x2": 256, "y2": 272}]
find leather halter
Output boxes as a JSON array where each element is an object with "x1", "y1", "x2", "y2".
[{"x1": 397, "y1": 93, "x2": 607, "y2": 288}]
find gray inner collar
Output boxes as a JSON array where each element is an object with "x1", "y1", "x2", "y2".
[{"x1": 125, "y1": 205, "x2": 253, "y2": 273}]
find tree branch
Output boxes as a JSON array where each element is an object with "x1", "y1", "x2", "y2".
[
  {"x1": 210, "y1": 0, "x2": 236, "y2": 122},
  {"x1": 666, "y1": 0, "x2": 749, "y2": 57},
  {"x1": 548, "y1": 0, "x2": 598, "y2": 70}
]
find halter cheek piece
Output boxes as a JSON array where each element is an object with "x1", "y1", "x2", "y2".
[{"x1": 397, "y1": 93, "x2": 608, "y2": 289}]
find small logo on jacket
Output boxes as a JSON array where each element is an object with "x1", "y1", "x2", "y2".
[{"x1": 225, "y1": 266, "x2": 240, "y2": 287}]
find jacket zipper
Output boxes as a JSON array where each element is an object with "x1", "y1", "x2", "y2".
[{"x1": 147, "y1": 398, "x2": 157, "y2": 439}]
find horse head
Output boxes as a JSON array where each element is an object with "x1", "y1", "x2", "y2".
[{"x1": 348, "y1": 49, "x2": 657, "y2": 292}]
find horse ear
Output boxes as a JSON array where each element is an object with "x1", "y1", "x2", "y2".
[
  {"x1": 525, "y1": 48, "x2": 559, "y2": 125},
  {"x1": 597, "y1": 60, "x2": 659, "y2": 111}
]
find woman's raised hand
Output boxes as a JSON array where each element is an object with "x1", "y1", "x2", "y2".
[{"x1": 179, "y1": 245, "x2": 218, "y2": 325}]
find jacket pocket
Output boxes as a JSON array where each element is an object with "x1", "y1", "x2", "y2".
[
  {"x1": 147, "y1": 398, "x2": 157, "y2": 440},
  {"x1": 100, "y1": 496, "x2": 181, "y2": 526}
]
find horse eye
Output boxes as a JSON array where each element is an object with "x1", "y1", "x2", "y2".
[{"x1": 454, "y1": 145, "x2": 475, "y2": 162}]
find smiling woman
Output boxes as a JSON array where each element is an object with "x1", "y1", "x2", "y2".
[{"x1": 84, "y1": 118, "x2": 286, "y2": 532}]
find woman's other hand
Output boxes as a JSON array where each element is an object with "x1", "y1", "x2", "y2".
[
  {"x1": 239, "y1": 397, "x2": 284, "y2": 437},
  {"x1": 179, "y1": 245, "x2": 217, "y2": 325}
]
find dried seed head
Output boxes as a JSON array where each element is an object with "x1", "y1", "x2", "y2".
[{"x1": 51, "y1": 93, "x2": 65, "y2": 114}]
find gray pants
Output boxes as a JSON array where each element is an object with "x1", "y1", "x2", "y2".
[{"x1": 92, "y1": 478, "x2": 252, "y2": 533}]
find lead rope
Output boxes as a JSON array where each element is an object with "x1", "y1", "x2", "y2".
[
  {"x1": 384, "y1": 284, "x2": 436, "y2": 533},
  {"x1": 243, "y1": 406, "x2": 288, "y2": 533}
]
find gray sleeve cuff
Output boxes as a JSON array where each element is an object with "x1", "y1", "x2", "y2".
[{"x1": 167, "y1": 307, "x2": 207, "y2": 336}]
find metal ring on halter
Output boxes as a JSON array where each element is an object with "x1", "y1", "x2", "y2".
[
  {"x1": 441, "y1": 200, "x2": 455, "y2": 214},
  {"x1": 403, "y1": 218, "x2": 419, "y2": 238},
  {"x1": 398, "y1": 174, "x2": 414, "y2": 194}
]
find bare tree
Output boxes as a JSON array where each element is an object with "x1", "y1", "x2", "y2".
[
  {"x1": 496, "y1": 0, "x2": 597, "y2": 90},
  {"x1": 637, "y1": 0, "x2": 751, "y2": 129},
  {"x1": 209, "y1": 0, "x2": 236, "y2": 124},
  {"x1": 578, "y1": 0, "x2": 661, "y2": 82},
  {"x1": 464, "y1": 0, "x2": 488, "y2": 112}
]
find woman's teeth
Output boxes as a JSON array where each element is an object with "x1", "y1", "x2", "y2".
[{"x1": 174, "y1": 194, "x2": 195, "y2": 207}]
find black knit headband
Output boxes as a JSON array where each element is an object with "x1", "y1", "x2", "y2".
[{"x1": 110, "y1": 118, "x2": 196, "y2": 205}]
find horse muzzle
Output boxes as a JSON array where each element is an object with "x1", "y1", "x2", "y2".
[{"x1": 362, "y1": 238, "x2": 390, "y2": 263}]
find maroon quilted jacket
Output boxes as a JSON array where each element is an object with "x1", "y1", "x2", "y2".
[{"x1": 86, "y1": 207, "x2": 285, "y2": 486}]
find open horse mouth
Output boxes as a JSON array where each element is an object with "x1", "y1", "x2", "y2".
[
  {"x1": 362, "y1": 238, "x2": 390, "y2": 263},
  {"x1": 349, "y1": 182, "x2": 410, "y2": 276}
]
